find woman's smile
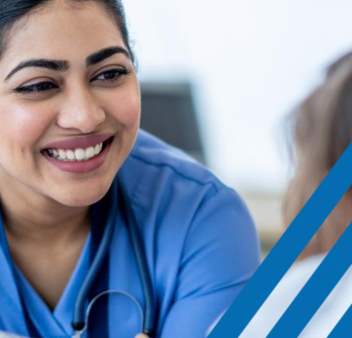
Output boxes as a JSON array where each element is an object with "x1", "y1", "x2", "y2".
[{"x1": 42, "y1": 134, "x2": 115, "y2": 174}]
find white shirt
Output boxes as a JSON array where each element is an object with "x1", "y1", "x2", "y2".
[{"x1": 240, "y1": 253, "x2": 352, "y2": 337}]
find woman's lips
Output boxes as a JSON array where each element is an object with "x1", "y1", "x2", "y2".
[
  {"x1": 43, "y1": 136, "x2": 114, "y2": 174},
  {"x1": 42, "y1": 133, "x2": 113, "y2": 150}
]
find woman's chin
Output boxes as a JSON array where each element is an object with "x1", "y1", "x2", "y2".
[{"x1": 52, "y1": 183, "x2": 111, "y2": 208}]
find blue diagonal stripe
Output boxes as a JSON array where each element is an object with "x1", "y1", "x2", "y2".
[
  {"x1": 208, "y1": 143, "x2": 352, "y2": 338},
  {"x1": 267, "y1": 222, "x2": 352, "y2": 338},
  {"x1": 327, "y1": 303, "x2": 352, "y2": 337}
]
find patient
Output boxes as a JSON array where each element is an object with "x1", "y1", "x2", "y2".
[{"x1": 239, "y1": 50, "x2": 352, "y2": 337}]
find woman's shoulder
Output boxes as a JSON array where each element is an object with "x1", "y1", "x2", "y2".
[
  {"x1": 118, "y1": 129, "x2": 255, "y2": 236},
  {"x1": 120, "y1": 129, "x2": 228, "y2": 195}
]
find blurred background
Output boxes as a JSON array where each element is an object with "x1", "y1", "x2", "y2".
[{"x1": 123, "y1": 0, "x2": 352, "y2": 257}]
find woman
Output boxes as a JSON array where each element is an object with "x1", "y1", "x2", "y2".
[
  {"x1": 0, "y1": 1, "x2": 260, "y2": 337},
  {"x1": 240, "y1": 51, "x2": 352, "y2": 337}
]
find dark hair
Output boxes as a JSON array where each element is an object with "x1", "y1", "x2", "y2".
[
  {"x1": 0, "y1": 0, "x2": 135, "y2": 65},
  {"x1": 283, "y1": 51, "x2": 352, "y2": 258}
]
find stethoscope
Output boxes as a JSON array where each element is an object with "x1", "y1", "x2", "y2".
[{"x1": 71, "y1": 177, "x2": 155, "y2": 338}]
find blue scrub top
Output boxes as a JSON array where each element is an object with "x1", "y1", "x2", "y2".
[{"x1": 0, "y1": 130, "x2": 260, "y2": 338}]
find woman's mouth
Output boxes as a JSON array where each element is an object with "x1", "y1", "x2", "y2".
[
  {"x1": 42, "y1": 136, "x2": 114, "y2": 173},
  {"x1": 46, "y1": 141, "x2": 105, "y2": 162}
]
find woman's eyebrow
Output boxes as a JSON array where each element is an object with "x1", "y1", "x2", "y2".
[
  {"x1": 4, "y1": 46, "x2": 130, "y2": 82},
  {"x1": 5, "y1": 59, "x2": 69, "y2": 81},
  {"x1": 86, "y1": 46, "x2": 130, "y2": 67}
]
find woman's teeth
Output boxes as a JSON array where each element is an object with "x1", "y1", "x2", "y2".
[{"x1": 47, "y1": 143, "x2": 103, "y2": 161}]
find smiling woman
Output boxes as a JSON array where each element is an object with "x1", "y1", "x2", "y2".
[{"x1": 0, "y1": 1, "x2": 260, "y2": 338}]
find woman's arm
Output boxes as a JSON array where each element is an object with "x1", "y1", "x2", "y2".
[{"x1": 158, "y1": 187, "x2": 261, "y2": 338}]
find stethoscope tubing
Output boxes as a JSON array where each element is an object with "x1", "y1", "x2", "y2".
[
  {"x1": 72, "y1": 177, "x2": 155, "y2": 337},
  {"x1": 119, "y1": 181, "x2": 155, "y2": 336},
  {"x1": 72, "y1": 178, "x2": 118, "y2": 331}
]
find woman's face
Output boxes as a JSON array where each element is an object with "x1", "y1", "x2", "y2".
[{"x1": 0, "y1": 1, "x2": 140, "y2": 207}]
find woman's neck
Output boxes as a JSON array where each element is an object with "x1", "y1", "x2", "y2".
[
  {"x1": 0, "y1": 180, "x2": 90, "y2": 246},
  {"x1": 0, "y1": 183, "x2": 92, "y2": 310}
]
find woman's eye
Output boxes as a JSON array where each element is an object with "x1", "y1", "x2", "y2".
[
  {"x1": 92, "y1": 68, "x2": 129, "y2": 82},
  {"x1": 13, "y1": 81, "x2": 58, "y2": 95}
]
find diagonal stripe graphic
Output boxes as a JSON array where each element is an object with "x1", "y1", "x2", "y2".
[
  {"x1": 266, "y1": 222, "x2": 352, "y2": 338},
  {"x1": 208, "y1": 144, "x2": 352, "y2": 338},
  {"x1": 327, "y1": 303, "x2": 352, "y2": 337}
]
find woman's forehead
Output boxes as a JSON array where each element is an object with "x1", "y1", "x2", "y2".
[{"x1": 1, "y1": 1, "x2": 124, "y2": 66}]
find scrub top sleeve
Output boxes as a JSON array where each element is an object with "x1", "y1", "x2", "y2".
[{"x1": 158, "y1": 187, "x2": 261, "y2": 338}]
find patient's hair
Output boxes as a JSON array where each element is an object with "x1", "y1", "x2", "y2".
[{"x1": 283, "y1": 51, "x2": 352, "y2": 258}]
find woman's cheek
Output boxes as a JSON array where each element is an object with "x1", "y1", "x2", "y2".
[
  {"x1": 4, "y1": 105, "x2": 54, "y2": 144},
  {"x1": 105, "y1": 83, "x2": 141, "y2": 127},
  {"x1": 122, "y1": 95, "x2": 141, "y2": 127}
]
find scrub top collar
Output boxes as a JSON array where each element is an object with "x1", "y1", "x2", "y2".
[{"x1": 14, "y1": 236, "x2": 91, "y2": 337}]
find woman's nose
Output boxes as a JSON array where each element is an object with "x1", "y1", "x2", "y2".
[{"x1": 56, "y1": 87, "x2": 106, "y2": 133}]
